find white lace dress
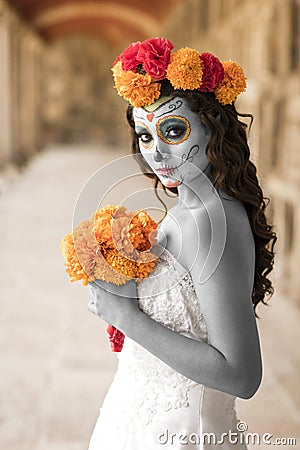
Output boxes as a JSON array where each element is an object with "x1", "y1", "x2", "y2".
[{"x1": 88, "y1": 249, "x2": 248, "y2": 450}]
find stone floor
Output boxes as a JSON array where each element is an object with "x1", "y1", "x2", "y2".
[{"x1": 0, "y1": 146, "x2": 299, "y2": 450}]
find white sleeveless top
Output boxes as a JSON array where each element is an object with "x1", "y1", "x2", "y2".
[{"x1": 88, "y1": 248, "x2": 249, "y2": 450}]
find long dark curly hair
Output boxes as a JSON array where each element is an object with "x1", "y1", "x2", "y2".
[{"x1": 126, "y1": 80, "x2": 277, "y2": 318}]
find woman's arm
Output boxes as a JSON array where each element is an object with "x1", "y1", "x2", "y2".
[
  {"x1": 124, "y1": 309, "x2": 261, "y2": 400},
  {"x1": 89, "y1": 201, "x2": 262, "y2": 399}
]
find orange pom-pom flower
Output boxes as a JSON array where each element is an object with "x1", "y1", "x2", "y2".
[
  {"x1": 112, "y1": 61, "x2": 161, "y2": 107},
  {"x1": 166, "y1": 47, "x2": 204, "y2": 90},
  {"x1": 214, "y1": 61, "x2": 247, "y2": 105}
]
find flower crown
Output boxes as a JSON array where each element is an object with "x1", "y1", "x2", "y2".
[{"x1": 111, "y1": 37, "x2": 247, "y2": 108}]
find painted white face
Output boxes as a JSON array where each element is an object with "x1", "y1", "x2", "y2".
[{"x1": 133, "y1": 96, "x2": 211, "y2": 188}]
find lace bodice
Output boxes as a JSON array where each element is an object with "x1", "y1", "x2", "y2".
[
  {"x1": 137, "y1": 248, "x2": 208, "y2": 340},
  {"x1": 114, "y1": 248, "x2": 208, "y2": 428}
]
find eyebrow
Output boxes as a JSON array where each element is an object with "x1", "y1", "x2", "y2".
[
  {"x1": 155, "y1": 99, "x2": 183, "y2": 118},
  {"x1": 159, "y1": 116, "x2": 187, "y2": 124},
  {"x1": 135, "y1": 124, "x2": 150, "y2": 132}
]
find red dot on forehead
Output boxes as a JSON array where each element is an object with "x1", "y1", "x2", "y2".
[{"x1": 146, "y1": 113, "x2": 154, "y2": 122}]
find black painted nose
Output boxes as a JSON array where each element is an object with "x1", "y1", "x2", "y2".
[{"x1": 153, "y1": 149, "x2": 163, "y2": 162}]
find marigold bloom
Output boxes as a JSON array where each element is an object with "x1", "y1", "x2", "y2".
[
  {"x1": 126, "y1": 83, "x2": 161, "y2": 108},
  {"x1": 129, "y1": 211, "x2": 158, "y2": 251},
  {"x1": 214, "y1": 61, "x2": 247, "y2": 105},
  {"x1": 61, "y1": 205, "x2": 158, "y2": 286},
  {"x1": 111, "y1": 38, "x2": 247, "y2": 108},
  {"x1": 112, "y1": 61, "x2": 161, "y2": 107},
  {"x1": 166, "y1": 47, "x2": 204, "y2": 90},
  {"x1": 61, "y1": 232, "x2": 90, "y2": 285},
  {"x1": 104, "y1": 248, "x2": 137, "y2": 279}
]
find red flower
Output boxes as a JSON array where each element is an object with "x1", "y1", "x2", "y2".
[
  {"x1": 121, "y1": 41, "x2": 142, "y2": 71},
  {"x1": 138, "y1": 37, "x2": 174, "y2": 80},
  {"x1": 199, "y1": 52, "x2": 224, "y2": 92},
  {"x1": 107, "y1": 324, "x2": 125, "y2": 352}
]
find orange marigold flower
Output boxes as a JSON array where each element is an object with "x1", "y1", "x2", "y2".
[
  {"x1": 73, "y1": 219, "x2": 98, "y2": 278},
  {"x1": 112, "y1": 60, "x2": 161, "y2": 107},
  {"x1": 166, "y1": 47, "x2": 204, "y2": 90},
  {"x1": 109, "y1": 208, "x2": 134, "y2": 255},
  {"x1": 127, "y1": 83, "x2": 161, "y2": 108},
  {"x1": 61, "y1": 228, "x2": 91, "y2": 286},
  {"x1": 129, "y1": 210, "x2": 158, "y2": 251},
  {"x1": 61, "y1": 205, "x2": 158, "y2": 286},
  {"x1": 136, "y1": 256, "x2": 157, "y2": 279},
  {"x1": 93, "y1": 248, "x2": 130, "y2": 285},
  {"x1": 105, "y1": 248, "x2": 137, "y2": 279},
  {"x1": 214, "y1": 61, "x2": 247, "y2": 105},
  {"x1": 93, "y1": 205, "x2": 121, "y2": 248}
]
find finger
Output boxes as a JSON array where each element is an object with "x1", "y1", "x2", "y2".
[
  {"x1": 88, "y1": 281, "x2": 105, "y2": 293},
  {"x1": 88, "y1": 282, "x2": 99, "y2": 291},
  {"x1": 88, "y1": 284, "x2": 96, "y2": 299},
  {"x1": 88, "y1": 300, "x2": 97, "y2": 315}
]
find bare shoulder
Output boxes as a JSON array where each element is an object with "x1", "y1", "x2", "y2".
[
  {"x1": 218, "y1": 194, "x2": 255, "y2": 280},
  {"x1": 160, "y1": 196, "x2": 255, "y2": 289},
  {"x1": 180, "y1": 193, "x2": 255, "y2": 287}
]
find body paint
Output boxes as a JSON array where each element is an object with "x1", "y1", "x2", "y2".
[{"x1": 133, "y1": 97, "x2": 211, "y2": 188}]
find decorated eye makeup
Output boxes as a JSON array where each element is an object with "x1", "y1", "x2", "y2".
[
  {"x1": 135, "y1": 122, "x2": 154, "y2": 149},
  {"x1": 156, "y1": 116, "x2": 191, "y2": 145}
]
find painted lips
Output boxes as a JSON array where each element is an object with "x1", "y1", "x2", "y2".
[
  {"x1": 156, "y1": 166, "x2": 178, "y2": 176},
  {"x1": 156, "y1": 165, "x2": 182, "y2": 187}
]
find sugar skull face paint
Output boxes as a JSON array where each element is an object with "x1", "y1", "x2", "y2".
[
  {"x1": 133, "y1": 97, "x2": 211, "y2": 189},
  {"x1": 156, "y1": 116, "x2": 191, "y2": 145}
]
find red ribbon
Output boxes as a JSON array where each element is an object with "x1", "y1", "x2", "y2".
[{"x1": 106, "y1": 324, "x2": 125, "y2": 352}]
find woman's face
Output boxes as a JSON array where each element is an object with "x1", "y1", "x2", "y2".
[{"x1": 133, "y1": 96, "x2": 211, "y2": 188}]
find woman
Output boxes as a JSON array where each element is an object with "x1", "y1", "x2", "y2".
[{"x1": 87, "y1": 38, "x2": 277, "y2": 449}]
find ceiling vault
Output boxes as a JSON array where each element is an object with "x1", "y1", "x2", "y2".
[{"x1": 8, "y1": 0, "x2": 180, "y2": 47}]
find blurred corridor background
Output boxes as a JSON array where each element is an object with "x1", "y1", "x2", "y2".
[{"x1": 0, "y1": 0, "x2": 299, "y2": 449}]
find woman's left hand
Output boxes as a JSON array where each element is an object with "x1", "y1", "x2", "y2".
[{"x1": 87, "y1": 279, "x2": 140, "y2": 331}]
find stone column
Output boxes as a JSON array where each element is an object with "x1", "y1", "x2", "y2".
[
  {"x1": 0, "y1": 0, "x2": 43, "y2": 168},
  {"x1": 0, "y1": 9, "x2": 12, "y2": 166},
  {"x1": 19, "y1": 34, "x2": 41, "y2": 161}
]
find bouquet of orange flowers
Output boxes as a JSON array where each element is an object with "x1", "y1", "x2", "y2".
[{"x1": 60, "y1": 205, "x2": 158, "y2": 351}]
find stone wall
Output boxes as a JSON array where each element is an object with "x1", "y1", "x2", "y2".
[
  {"x1": 41, "y1": 36, "x2": 127, "y2": 147},
  {"x1": 0, "y1": 1, "x2": 129, "y2": 170},
  {"x1": 0, "y1": 0, "x2": 43, "y2": 168}
]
